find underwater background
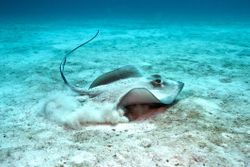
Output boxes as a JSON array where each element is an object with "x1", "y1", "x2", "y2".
[
  {"x1": 0, "y1": 0, "x2": 250, "y2": 166},
  {"x1": 1, "y1": 0, "x2": 250, "y2": 19}
]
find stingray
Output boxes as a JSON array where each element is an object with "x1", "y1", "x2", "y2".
[{"x1": 59, "y1": 30, "x2": 184, "y2": 121}]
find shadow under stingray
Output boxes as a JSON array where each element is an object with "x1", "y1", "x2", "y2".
[{"x1": 124, "y1": 102, "x2": 177, "y2": 121}]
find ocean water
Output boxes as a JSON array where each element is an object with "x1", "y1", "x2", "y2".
[{"x1": 0, "y1": 0, "x2": 250, "y2": 166}]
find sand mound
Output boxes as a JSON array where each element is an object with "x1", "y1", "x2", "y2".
[{"x1": 40, "y1": 92, "x2": 128, "y2": 129}]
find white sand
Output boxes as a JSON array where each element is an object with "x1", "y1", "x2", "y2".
[{"x1": 0, "y1": 20, "x2": 249, "y2": 166}]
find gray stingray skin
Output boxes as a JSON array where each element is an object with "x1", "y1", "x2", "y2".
[
  {"x1": 59, "y1": 31, "x2": 184, "y2": 109},
  {"x1": 89, "y1": 65, "x2": 142, "y2": 89}
]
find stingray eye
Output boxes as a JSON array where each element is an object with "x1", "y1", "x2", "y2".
[
  {"x1": 155, "y1": 79, "x2": 161, "y2": 84},
  {"x1": 151, "y1": 79, "x2": 163, "y2": 87}
]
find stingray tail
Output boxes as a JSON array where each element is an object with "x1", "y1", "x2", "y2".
[{"x1": 59, "y1": 30, "x2": 100, "y2": 97}]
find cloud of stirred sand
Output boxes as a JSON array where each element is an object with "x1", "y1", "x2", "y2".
[{"x1": 40, "y1": 92, "x2": 128, "y2": 129}]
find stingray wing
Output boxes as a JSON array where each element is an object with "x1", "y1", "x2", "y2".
[
  {"x1": 89, "y1": 65, "x2": 142, "y2": 89},
  {"x1": 117, "y1": 88, "x2": 162, "y2": 108}
]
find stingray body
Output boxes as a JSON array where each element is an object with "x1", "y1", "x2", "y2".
[{"x1": 60, "y1": 31, "x2": 184, "y2": 121}]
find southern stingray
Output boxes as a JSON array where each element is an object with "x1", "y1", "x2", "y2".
[{"x1": 58, "y1": 30, "x2": 184, "y2": 121}]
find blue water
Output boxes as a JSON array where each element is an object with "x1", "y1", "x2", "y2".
[{"x1": 1, "y1": 0, "x2": 250, "y2": 20}]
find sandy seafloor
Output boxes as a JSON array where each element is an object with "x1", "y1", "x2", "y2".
[{"x1": 0, "y1": 19, "x2": 249, "y2": 167}]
